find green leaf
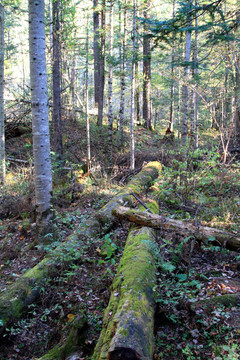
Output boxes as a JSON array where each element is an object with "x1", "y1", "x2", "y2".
[{"x1": 175, "y1": 273, "x2": 187, "y2": 281}]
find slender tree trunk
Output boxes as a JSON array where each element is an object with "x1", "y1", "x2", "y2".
[
  {"x1": 29, "y1": 0, "x2": 53, "y2": 241},
  {"x1": 143, "y1": 0, "x2": 152, "y2": 130},
  {"x1": 93, "y1": 0, "x2": 100, "y2": 108},
  {"x1": 86, "y1": 17, "x2": 91, "y2": 171},
  {"x1": 130, "y1": 0, "x2": 137, "y2": 170},
  {"x1": 52, "y1": 0, "x2": 63, "y2": 160},
  {"x1": 135, "y1": 3, "x2": 140, "y2": 125},
  {"x1": 108, "y1": 0, "x2": 113, "y2": 167},
  {"x1": 194, "y1": 0, "x2": 199, "y2": 148},
  {"x1": 169, "y1": 0, "x2": 176, "y2": 132},
  {"x1": 119, "y1": 0, "x2": 126, "y2": 147},
  {"x1": 181, "y1": 1, "x2": 192, "y2": 145},
  {"x1": 234, "y1": 55, "x2": 240, "y2": 139},
  {"x1": 98, "y1": 0, "x2": 106, "y2": 126},
  {"x1": 0, "y1": 4, "x2": 5, "y2": 185}
]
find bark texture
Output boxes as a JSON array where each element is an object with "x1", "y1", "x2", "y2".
[
  {"x1": 130, "y1": 0, "x2": 137, "y2": 169},
  {"x1": 52, "y1": 0, "x2": 63, "y2": 160},
  {"x1": 143, "y1": 0, "x2": 152, "y2": 130},
  {"x1": 113, "y1": 206, "x2": 240, "y2": 252},
  {"x1": 29, "y1": 0, "x2": 52, "y2": 238}
]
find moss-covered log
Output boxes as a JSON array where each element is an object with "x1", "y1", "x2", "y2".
[
  {"x1": 190, "y1": 294, "x2": 240, "y2": 311},
  {"x1": 112, "y1": 206, "x2": 240, "y2": 252},
  {"x1": 0, "y1": 162, "x2": 161, "y2": 332},
  {"x1": 92, "y1": 202, "x2": 159, "y2": 360},
  {"x1": 38, "y1": 312, "x2": 87, "y2": 360}
]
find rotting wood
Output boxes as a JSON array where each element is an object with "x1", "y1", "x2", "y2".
[
  {"x1": 92, "y1": 200, "x2": 159, "y2": 360},
  {"x1": 190, "y1": 293, "x2": 240, "y2": 312},
  {"x1": 38, "y1": 312, "x2": 87, "y2": 360},
  {"x1": 0, "y1": 161, "x2": 162, "y2": 332},
  {"x1": 112, "y1": 206, "x2": 240, "y2": 252}
]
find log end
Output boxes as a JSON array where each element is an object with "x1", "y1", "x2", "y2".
[{"x1": 108, "y1": 347, "x2": 141, "y2": 360}]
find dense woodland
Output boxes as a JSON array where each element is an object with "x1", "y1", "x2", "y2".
[{"x1": 0, "y1": 0, "x2": 240, "y2": 359}]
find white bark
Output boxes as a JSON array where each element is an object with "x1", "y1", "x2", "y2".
[
  {"x1": 0, "y1": 4, "x2": 5, "y2": 185},
  {"x1": 28, "y1": 0, "x2": 52, "y2": 237}
]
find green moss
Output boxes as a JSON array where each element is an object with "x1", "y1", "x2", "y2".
[
  {"x1": 39, "y1": 312, "x2": 87, "y2": 360},
  {"x1": 93, "y1": 220, "x2": 158, "y2": 360}
]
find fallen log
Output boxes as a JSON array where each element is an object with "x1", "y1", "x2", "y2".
[
  {"x1": 112, "y1": 206, "x2": 240, "y2": 252},
  {"x1": 0, "y1": 162, "x2": 161, "y2": 332},
  {"x1": 92, "y1": 201, "x2": 159, "y2": 360},
  {"x1": 38, "y1": 312, "x2": 87, "y2": 360}
]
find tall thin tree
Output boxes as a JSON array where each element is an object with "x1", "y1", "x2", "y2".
[
  {"x1": 181, "y1": 0, "x2": 192, "y2": 145},
  {"x1": 98, "y1": 0, "x2": 106, "y2": 126},
  {"x1": 108, "y1": 0, "x2": 114, "y2": 166},
  {"x1": 143, "y1": 0, "x2": 152, "y2": 130},
  {"x1": 86, "y1": 16, "x2": 91, "y2": 171},
  {"x1": 29, "y1": 0, "x2": 53, "y2": 241},
  {"x1": 193, "y1": 0, "x2": 199, "y2": 148},
  {"x1": 0, "y1": 4, "x2": 5, "y2": 185},
  {"x1": 52, "y1": 0, "x2": 63, "y2": 160},
  {"x1": 93, "y1": 0, "x2": 100, "y2": 108},
  {"x1": 119, "y1": 0, "x2": 127, "y2": 147},
  {"x1": 130, "y1": 0, "x2": 137, "y2": 170}
]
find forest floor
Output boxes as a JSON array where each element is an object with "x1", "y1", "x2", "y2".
[{"x1": 0, "y1": 117, "x2": 240, "y2": 359}]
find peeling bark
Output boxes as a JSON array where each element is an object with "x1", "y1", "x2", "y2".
[{"x1": 112, "y1": 206, "x2": 240, "y2": 252}]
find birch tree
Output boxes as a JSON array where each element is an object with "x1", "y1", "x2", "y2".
[
  {"x1": 29, "y1": 0, "x2": 53, "y2": 241},
  {"x1": 0, "y1": 4, "x2": 5, "y2": 185}
]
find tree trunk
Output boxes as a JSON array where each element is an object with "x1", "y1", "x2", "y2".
[
  {"x1": 29, "y1": 0, "x2": 53, "y2": 241},
  {"x1": 135, "y1": 3, "x2": 140, "y2": 126},
  {"x1": 92, "y1": 203, "x2": 159, "y2": 360},
  {"x1": 119, "y1": 0, "x2": 126, "y2": 147},
  {"x1": 85, "y1": 16, "x2": 91, "y2": 170},
  {"x1": 108, "y1": 0, "x2": 113, "y2": 167},
  {"x1": 0, "y1": 162, "x2": 162, "y2": 330},
  {"x1": 143, "y1": 0, "x2": 152, "y2": 130},
  {"x1": 193, "y1": 0, "x2": 199, "y2": 149},
  {"x1": 0, "y1": 4, "x2": 5, "y2": 185},
  {"x1": 130, "y1": 0, "x2": 137, "y2": 170},
  {"x1": 52, "y1": 0, "x2": 63, "y2": 160},
  {"x1": 113, "y1": 206, "x2": 240, "y2": 252},
  {"x1": 98, "y1": 0, "x2": 105, "y2": 126},
  {"x1": 93, "y1": 0, "x2": 100, "y2": 108},
  {"x1": 234, "y1": 55, "x2": 240, "y2": 139},
  {"x1": 181, "y1": 1, "x2": 192, "y2": 145}
]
